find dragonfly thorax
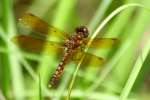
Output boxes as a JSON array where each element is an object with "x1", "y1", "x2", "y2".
[
  {"x1": 64, "y1": 35, "x2": 83, "y2": 49},
  {"x1": 64, "y1": 26, "x2": 88, "y2": 49}
]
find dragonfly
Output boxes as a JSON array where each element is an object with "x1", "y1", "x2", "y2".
[{"x1": 12, "y1": 12, "x2": 117, "y2": 87}]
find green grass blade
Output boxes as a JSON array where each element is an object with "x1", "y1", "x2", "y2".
[
  {"x1": 39, "y1": 74, "x2": 42, "y2": 100},
  {"x1": 67, "y1": 3, "x2": 144, "y2": 98},
  {"x1": 102, "y1": 1, "x2": 150, "y2": 93},
  {"x1": 1, "y1": 0, "x2": 25, "y2": 99},
  {"x1": 120, "y1": 32, "x2": 150, "y2": 100}
]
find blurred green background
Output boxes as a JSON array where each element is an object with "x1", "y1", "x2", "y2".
[{"x1": 0, "y1": 0, "x2": 150, "y2": 100}]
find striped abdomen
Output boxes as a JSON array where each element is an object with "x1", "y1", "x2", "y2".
[{"x1": 49, "y1": 49, "x2": 73, "y2": 86}]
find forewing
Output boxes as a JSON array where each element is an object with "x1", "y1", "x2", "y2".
[{"x1": 18, "y1": 12, "x2": 69, "y2": 39}]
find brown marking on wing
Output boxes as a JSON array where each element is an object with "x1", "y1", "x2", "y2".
[
  {"x1": 11, "y1": 35, "x2": 64, "y2": 53},
  {"x1": 18, "y1": 12, "x2": 69, "y2": 39}
]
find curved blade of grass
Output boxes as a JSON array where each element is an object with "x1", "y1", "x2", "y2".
[
  {"x1": 120, "y1": 35, "x2": 150, "y2": 99},
  {"x1": 102, "y1": 1, "x2": 150, "y2": 93},
  {"x1": 105, "y1": 0, "x2": 141, "y2": 37},
  {"x1": 67, "y1": 3, "x2": 145, "y2": 99},
  {"x1": 88, "y1": 3, "x2": 150, "y2": 92},
  {"x1": 132, "y1": 41, "x2": 150, "y2": 91}
]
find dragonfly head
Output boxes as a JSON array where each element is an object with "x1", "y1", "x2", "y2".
[{"x1": 76, "y1": 26, "x2": 89, "y2": 38}]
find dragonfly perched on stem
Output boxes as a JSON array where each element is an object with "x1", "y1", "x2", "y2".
[{"x1": 11, "y1": 12, "x2": 117, "y2": 87}]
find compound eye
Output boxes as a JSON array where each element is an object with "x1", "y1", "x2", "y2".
[
  {"x1": 76, "y1": 26, "x2": 89, "y2": 38},
  {"x1": 76, "y1": 27, "x2": 82, "y2": 33},
  {"x1": 82, "y1": 27, "x2": 88, "y2": 34}
]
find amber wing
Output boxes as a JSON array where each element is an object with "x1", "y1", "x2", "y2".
[
  {"x1": 18, "y1": 12, "x2": 69, "y2": 39},
  {"x1": 11, "y1": 35, "x2": 64, "y2": 53},
  {"x1": 84, "y1": 38, "x2": 118, "y2": 48},
  {"x1": 73, "y1": 38, "x2": 118, "y2": 67},
  {"x1": 73, "y1": 50, "x2": 105, "y2": 67}
]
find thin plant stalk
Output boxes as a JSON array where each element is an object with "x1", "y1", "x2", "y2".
[{"x1": 67, "y1": 3, "x2": 145, "y2": 99}]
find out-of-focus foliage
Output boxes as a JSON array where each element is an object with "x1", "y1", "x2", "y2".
[{"x1": 0, "y1": 0, "x2": 150, "y2": 100}]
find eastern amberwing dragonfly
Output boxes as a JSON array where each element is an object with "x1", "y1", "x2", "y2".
[{"x1": 12, "y1": 12, "x2": 117, "y2": 87}]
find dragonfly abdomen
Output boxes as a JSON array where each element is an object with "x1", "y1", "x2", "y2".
[{"x1": 49, "y1": 49, "x2": 73, "y2": 86}]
